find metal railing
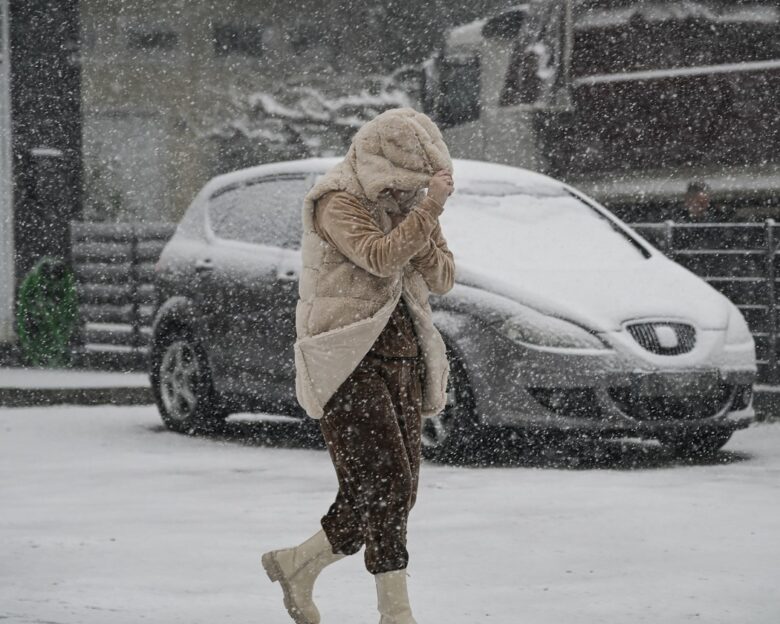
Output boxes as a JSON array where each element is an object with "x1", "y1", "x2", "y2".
[
  {"x1": 632, "y1": 220, "x2": 780, "y2": 384},
  {"x1": 69, "y1": 222, "x2": 176, "y2": 360}
]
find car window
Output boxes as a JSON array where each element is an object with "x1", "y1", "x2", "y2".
[{"x1": 208, "y1": 175, "x2": 310, "y2": 248}]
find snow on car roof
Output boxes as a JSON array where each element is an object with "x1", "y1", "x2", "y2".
[
  {"x1": 453, "y1": 159, "x2": 566, "y2": 193},
  {"x1": 178, "y1": 157, "x2": 570, "y2": 242},
  {"x1": 201, "y1": 157, "x2": 567, "y2": 199},
  {"x1": 199, "y1": 157, "x2": 340, "y2": 198},
  {"x1": 575, "y1": 1, "x2": 779, "y2": 28}
]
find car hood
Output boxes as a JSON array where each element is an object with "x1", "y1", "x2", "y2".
[{"x1": 454, "y1": 255, "x2": 731, "y2": 332}]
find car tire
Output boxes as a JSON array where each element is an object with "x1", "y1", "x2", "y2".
[
  {"x1": 421, "y1": 346, "x2": 480, "y2": 463},
  {"x1": 658, "y1": 427, "x2": 733, "y2": 458},
  {"x1": 150, "y1": 326, "x2": 229, "y2": 434}
]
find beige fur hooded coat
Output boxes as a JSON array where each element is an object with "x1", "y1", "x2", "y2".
[{"x1": 294, "y1": 108, "x2": 455, "y2": 420}]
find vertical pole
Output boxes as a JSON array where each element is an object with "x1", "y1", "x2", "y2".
[
  {"x1": 765, "y1": 219, "x2": 778, "y2": 384},
  {"x1": 664, "y1": 219, "x2": 674, "y2": 256},
  {"x1": 69, "y1": 220, "x2": 84, "y2": 353},
  {"x1": 130, "y1": 226, "x2": 141, "y2": 350},
  {"x1": 561, "y1": 0, "x2": 574, "y2": 110},
  {"x1": 0, "y1": 0, "x2": 14, "y2": 344}
]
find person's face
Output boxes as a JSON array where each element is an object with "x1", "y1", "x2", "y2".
[
  {"x1": 685, "y1": 192, "x2": 711, "y2": 218},
  {"x1": 378, "y1": 187, "x2": 419, "y2": 215},
  {"x1": 389, "y1": 188, "x2": 417, "y2": 204}
]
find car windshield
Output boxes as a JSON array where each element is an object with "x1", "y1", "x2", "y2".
[{"x1": 442, "y1": 180, "x2": 649, "y2": 272}]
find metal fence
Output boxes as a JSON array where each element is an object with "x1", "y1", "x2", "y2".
[
  {"x1": 69, "y1": 222, "x2": 175, "y2": 362},
  {"x1": 632, "y1": 220, "x2": 779, "y2": 384}
]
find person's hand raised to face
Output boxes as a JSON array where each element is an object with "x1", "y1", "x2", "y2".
[{"x1": 427, "y1": 170, "x2": 454, "y2": 207}]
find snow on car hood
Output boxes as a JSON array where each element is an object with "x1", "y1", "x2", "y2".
[
  {"x1": 440, "y1": 184, "x2": 731, "y2": 332},
  {"x1": 454, "y1": 260, "x2": 729, "y2": 332}
]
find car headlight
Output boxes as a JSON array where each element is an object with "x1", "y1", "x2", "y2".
[
  {"x1": 725, "y1": 307, "x2": 753, "y2": 346},
  {"x1": 498, "y1": 313, "x2": 608, "y2": 351}
]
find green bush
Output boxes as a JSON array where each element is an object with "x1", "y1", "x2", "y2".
[{"x1": 16, "y1": 257, "x2": 78, "y2": 367}]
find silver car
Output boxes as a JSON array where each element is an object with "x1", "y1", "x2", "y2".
[{"x1": 151, "y1": 157, "x2": 756, "y2": 459}]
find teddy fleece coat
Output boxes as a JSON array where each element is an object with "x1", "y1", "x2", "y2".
[{"x1": 294, "y1": 108, "x2": 455, "y2": 420}]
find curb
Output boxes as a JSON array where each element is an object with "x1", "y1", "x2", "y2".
[{"x1": 0, "y1": 386, "x2": 152, "y2": 408}]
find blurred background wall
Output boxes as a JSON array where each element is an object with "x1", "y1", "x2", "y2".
[{"x1": 78, "y1": 0, "x2": 509, "y2": 223}]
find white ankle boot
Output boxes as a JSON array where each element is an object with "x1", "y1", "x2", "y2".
[
  {"x1": 375, "y1": 570, "x2": 418, "y2": 624},
  {"x1": 262, "y1": 529, "x2": 345, "y2": 624}
]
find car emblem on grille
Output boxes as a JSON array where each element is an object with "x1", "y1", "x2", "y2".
[
  {"x1": 626, "y1": 322, "x2": 696, "y2": 355},
  {"x1": 653, "y1": 325, "x2": 679, "y2": 349}
]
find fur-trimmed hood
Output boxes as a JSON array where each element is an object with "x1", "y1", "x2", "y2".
[{"x1": 305, "y1": 107, "x2": 453, "y2": 207}]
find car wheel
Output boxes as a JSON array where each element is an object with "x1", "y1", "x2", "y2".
[
  {"x1": 151, "y1": 327, "x2": 229, "y2": 434},
  {"x1": 658, "y1": 427, "x2": 734, "y2": 458},
  {"x1": 421, "y1": 348, "x2": 479, "y2": 463}
]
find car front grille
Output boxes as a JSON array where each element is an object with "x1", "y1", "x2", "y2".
[
  {"x1": 608, "y1": 383, "x2": 733, "y2": 421},
  {"x1": 626, "y1": 322, "x2": 696, "y2": 355}
]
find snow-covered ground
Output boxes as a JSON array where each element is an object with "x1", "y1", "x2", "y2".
[{"x1": 1, "y1": 405, "x2": 779, "y2": 624}]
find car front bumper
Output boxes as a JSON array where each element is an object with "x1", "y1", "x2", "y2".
[{"x1": 464, "y1": 325, "x2": 756, "y2": 437}]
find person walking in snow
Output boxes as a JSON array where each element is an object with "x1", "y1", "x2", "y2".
[{"x1": 262, "y1": 107, "x2": 455, "y2": 624}]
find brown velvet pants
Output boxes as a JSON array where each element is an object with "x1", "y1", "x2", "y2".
[{"x1": 319, "y1": 352, "x2": 423, "y2": 575}]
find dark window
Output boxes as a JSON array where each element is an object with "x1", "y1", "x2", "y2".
[
  {"x1": 127, "y1": 30, "x2": 178, "y2": 51},
  {"x1": 437, "y1": 56, "x2": 481, "y2": 128},
  {"x1": 208, "y1": 176, "x2": 309, "y2": 248},
  {"x1": 213, "y1": 24, "x2": 264, "y2": 58}
]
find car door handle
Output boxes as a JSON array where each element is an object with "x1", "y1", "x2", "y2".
[
  {"x1": 277, "y1": 269, "x2": 298, "y2": 281},
  {"x1": 195, "y1": 258, "x2": 214, "y2": 272}
]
